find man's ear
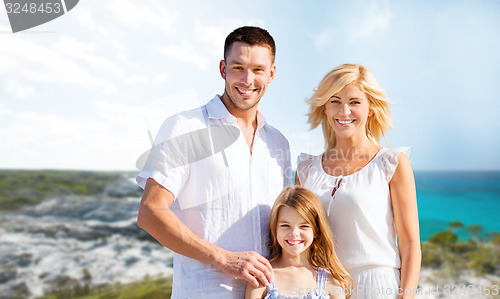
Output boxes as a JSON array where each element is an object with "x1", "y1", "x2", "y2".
[
  {"x1": 268, "y1": 64, "x2": 276, "y2": 83},
  {"x1": 219, "y1": 60, "x2": 226, "y2": 80}
]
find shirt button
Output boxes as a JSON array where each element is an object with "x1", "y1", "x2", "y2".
[{"x1": 256, "y1": 246, "x2": 261, "y2": 251}]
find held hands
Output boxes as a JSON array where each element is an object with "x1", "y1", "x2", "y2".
[{"x1": 218, "y1": 250, "x2": 273, "y2": 287}]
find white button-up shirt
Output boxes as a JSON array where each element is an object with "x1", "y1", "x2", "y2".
[{"x1": 137, "y1": 95, "x2": 292, "y2": 298}]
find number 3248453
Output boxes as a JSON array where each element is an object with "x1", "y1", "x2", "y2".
[{"x1": 5, "y1": 2, "x2": 62, "y2": 14}]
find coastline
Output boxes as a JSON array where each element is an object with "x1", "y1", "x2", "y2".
[
  {"x1": 1, "y1": 170, "x2": 499, "y2": 298},
  {"x1": 417, "y1": 269, "x2": 499, "y2": 299}
]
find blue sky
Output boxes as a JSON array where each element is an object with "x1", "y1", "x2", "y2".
[{"x1": 0, "y1": 0, "x2": 499, "y2": 171}]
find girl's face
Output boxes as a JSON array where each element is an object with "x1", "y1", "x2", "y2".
[
  {"x1": 276, "y1": 206, "x2": 315, "y2": 258},
  {"x1": 324, "y1": 83, "x2": 372, "y2": 141}
]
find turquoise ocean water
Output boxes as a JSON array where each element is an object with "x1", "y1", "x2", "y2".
[{"x1": 415, "y1": 171, "x2": 500, "y2": 241}]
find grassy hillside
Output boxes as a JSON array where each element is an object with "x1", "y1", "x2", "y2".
[
  {"x1": 37, "y1": 275, "x2": 172, "y2": 299},
  {"x1": 0, "y1": 169, "x2": 136, "y2": 210}
]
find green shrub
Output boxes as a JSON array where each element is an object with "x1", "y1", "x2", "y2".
[
  {"x1": 421, "y1": 243, "x2": 444, "y2": 268},
  {"x1": 428, "y1": 230, "x2": 457, "y2": 248},
  {"x1": 465, "y1": 245, "x2": 497, "y2": 275},
  {"x1": 450, "y1": 240, "x2": 477, "y2": 254},
  {"x1": 423, "y1": 227, "x2": 500, "y2": 276},
  {"x1": 466, "y1": 224, "x2": 485, "y2": 242}
]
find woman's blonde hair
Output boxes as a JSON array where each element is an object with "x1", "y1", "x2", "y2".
[
  {"x1": 268, "y1": 186, "x2": 352, "y2": 294},
  {"x1": 307, "y1": 63, "x2": 393, "y2": 149}
]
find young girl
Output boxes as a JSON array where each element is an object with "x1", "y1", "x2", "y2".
[{"x1": 245, "y1": 186, "x2": 351, "y2": 299}]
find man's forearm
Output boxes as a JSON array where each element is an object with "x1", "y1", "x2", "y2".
[
  {"x1": 137, "y1": 181, "x2": 224, "y2": 266},
  {"x1": 136, "y1": 178, "x2": 273, "y2": 287}
]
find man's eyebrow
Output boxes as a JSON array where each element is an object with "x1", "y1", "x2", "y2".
[{"x1": 228, "y1": 62, "x2": 268, "y2": 69}]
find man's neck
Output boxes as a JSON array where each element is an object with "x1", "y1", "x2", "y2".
[
  {"x1": 220, "y1": 93, "x2": 259, "y2": 125},
  {"x1": 219, "y1": 93, "x2": 260, "y2": 151},
  {"x1": 237, "y1": 115, "x2": 258, "y2": 152}
]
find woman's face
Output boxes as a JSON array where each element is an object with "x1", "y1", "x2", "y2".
[{"x1": 324, "y1": 83, "x2": 372, "y2": 141}]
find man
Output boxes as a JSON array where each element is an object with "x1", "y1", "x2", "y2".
[{"x1": 137, "y1": 26, "x2": 292, "y2": 298}]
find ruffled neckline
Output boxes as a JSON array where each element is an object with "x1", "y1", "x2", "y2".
[{"x1": 318, "y1": 148, "x2": 384, "y2": 179}]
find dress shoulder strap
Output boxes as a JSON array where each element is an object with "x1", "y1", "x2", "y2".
[
  {"x1": 316, "y1": 267, "x2": 328, "y2": 291},
  {"x1": 264, "y1": 282, "x2": 279, "y2": 299}
]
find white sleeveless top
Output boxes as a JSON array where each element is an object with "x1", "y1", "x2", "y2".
[{"x1": 296, "y1": 148, "x2": 410, "y2": 270}]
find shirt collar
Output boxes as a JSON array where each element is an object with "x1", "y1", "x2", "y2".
[
  {"x1": 255, "y1": 109, "x2": 266, "y2": 131},
  {"x1": 206, "y1": 95, "x2": 231, "y2": 120},
  {"x1": 207, "y1": 95, "x2": 267, "y2": 130}
]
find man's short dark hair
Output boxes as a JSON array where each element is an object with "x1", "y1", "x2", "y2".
[{"x1": 224, "y1": 26, "x2": 276, "y2": 63}]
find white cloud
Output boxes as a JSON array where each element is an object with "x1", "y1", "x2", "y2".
[
  {"x1": 0, "y1": 35, "x2": 112, "y2": 89},
  {"x1": 0, "y1": 101, "x2": 6, "y2": 115},
  {"x1": 310, "y1": 28, "x2": 336, "y2": 51},
  {"x1": 91, "y1": 87, "x2": 202, "y2": 143},
  {"x1": 111, "y1": 40, "x2": 129, "y2": 64},
  {"x1": 152, "y1": 72, "x2": 168, "y2": 83},
  {"x1": 0, "y1": 87, "x2": 205, "y2": 170},
  {"x1": 0, "y1": 32, "x2": 164, "y2": 96},
  {"x1": 355, "y1": 2, "x2": 392, "y2": 38},
  {"x1": 92, "y1": 100, "x2": 146, "y2": 125},
  {"x1": 105, "y1": 0, "x2": 179, "y2": 34},
  {"x1": 75, "y1": 6, "x2": 99, "y2": 32},
  {"x1": 194, "y1": 22, "x2": 228, "y2": 57},
  {"x1": 52, "y1": 36, "x2": 157, "y2": 87},
  {"x1": 156, "y1": 42, "x2": 210, "y2": 69},
  {"x1": 5, "y1": 79, "x2": 35, "y2": 98},
  {"x1": 52, "y1": 37, "x2": 121, "y2": 74},
  {"x1": 0, "y1": 105, "x2": 143, "y2": 170}
]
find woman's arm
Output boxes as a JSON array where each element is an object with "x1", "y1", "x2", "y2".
[
  {"x1": 390, "y1": 154, "x2": 421, "y2": 299},
  {"x1": 245, "y1": 281, "x2": 267, "y2": 299}
]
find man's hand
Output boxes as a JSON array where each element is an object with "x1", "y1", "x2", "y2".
[
  {"x1": 139, "y1": 179, "x2": 273, "y2": 288},
  {"x1": 217, "y1": 250, "x2": 273, "y2": 287}
]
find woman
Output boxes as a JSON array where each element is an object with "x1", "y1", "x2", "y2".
[{"x1": 296, "y1": 64, "x2": 420, "y2": 298}]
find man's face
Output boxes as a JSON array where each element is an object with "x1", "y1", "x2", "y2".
[{"x1": 219, "y1": 42, "x2": 275, "y2": 114}]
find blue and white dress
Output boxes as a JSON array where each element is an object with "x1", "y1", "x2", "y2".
[{"x1": 264, "y1": 267, "x2": 330, "y2": 299}]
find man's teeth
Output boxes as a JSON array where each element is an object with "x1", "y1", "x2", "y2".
[
  {"x1": 338, "y1": 119, "x2": 355, "y2": 125},
  {"x1": 237, "y1": 88, "x2": 254, "y2": 94}
]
